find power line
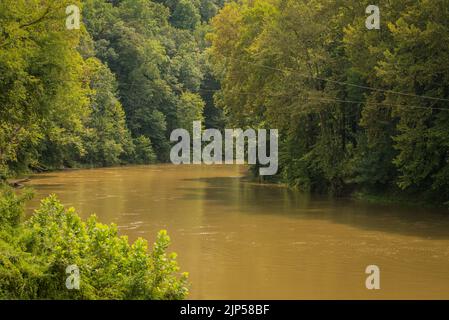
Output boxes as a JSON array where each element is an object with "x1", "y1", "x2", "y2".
[
  {"x1": 305, "y1": 96, "x2": 446, "y2": 112},
  {"x1": 198, "y1": 88, "x2": 449, "y2": 112},
  {"x1": 226, "y1": 56, "x2": 449, "y2": 103}
]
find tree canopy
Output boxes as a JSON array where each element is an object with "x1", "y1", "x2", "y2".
[
  {"x1": 208, "y1": 0, "x2": 449, "y2": 204},
  {"x1": 0, "y1": 0, "x2": 224, "y2": 174}
]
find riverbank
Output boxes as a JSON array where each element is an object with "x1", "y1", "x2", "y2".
[{"x1": 351, "y1": 190, "x2": 449, "y2": 209}]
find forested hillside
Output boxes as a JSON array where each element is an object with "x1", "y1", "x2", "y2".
[
  {"x1": 3, "y1": 0, "x2": 448, "y2": 204},
  {"x1": 0, "y1": 0, "x2": 224, "y2": 177},
  {"x1": 208, "y1": 0, "x2": 449, "y2": 204}
]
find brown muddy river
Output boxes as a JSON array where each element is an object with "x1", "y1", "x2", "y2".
[{"x1": 25, "y1": 165, "x2": 449, "y2": 299}]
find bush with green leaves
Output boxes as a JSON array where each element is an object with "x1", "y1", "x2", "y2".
[
  {"x1": 133, "y1": 136, "x2": 158, "y2": 165},
  {"x1": 0, "y1": 186, "x2": 188, "y2": 299}
]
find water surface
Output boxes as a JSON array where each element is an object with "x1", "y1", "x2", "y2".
[{"x1": 25, "y1": 165, "x2": 449, "y2": 299}]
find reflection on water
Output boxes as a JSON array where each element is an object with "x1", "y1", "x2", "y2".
[{"x1": 25, "y1": 165, "x2": 449, "y2": 299}]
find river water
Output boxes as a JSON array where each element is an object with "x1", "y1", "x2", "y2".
[{"x1": 25, "y1": 164, "x2": 449, "y2": 299}]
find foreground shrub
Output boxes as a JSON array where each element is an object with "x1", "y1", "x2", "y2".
[{"x1": 0, "y1": 189, "x2": 188, "y2": 299}]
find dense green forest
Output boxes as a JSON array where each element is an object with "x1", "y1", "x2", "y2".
[
  {"x1": 2, "y1": 0, "x2": 448, "y2": 201},
  {"x1": 0, "y1": 0, "x2": 225, "y2": 177},
  {"x1": 208, "y1": 0, "x2": 449, "y2": 204},
  {"x1": 1, "y1": 0, "x2": 449, "y2": 300}
]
